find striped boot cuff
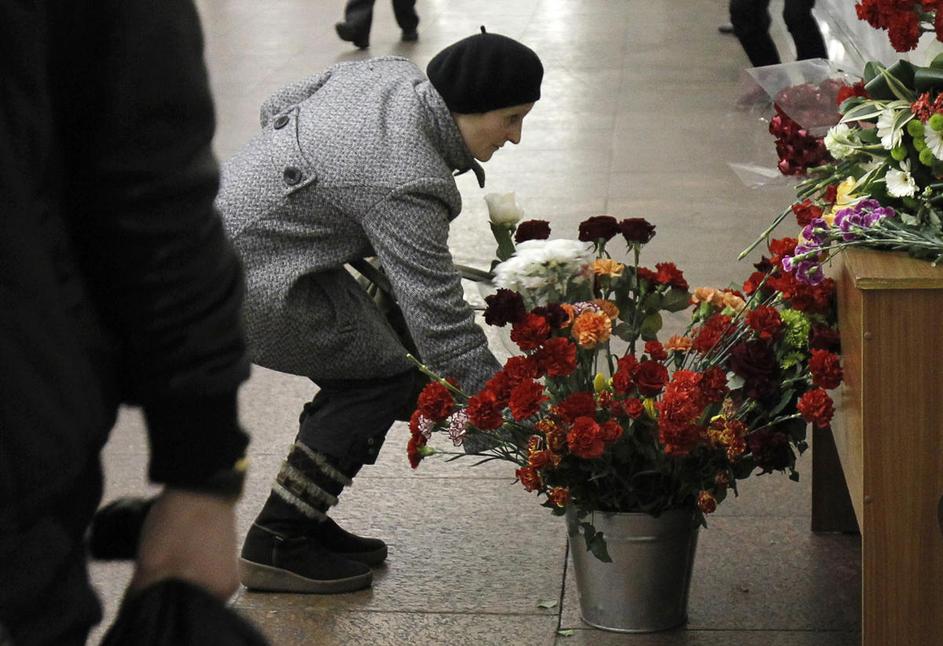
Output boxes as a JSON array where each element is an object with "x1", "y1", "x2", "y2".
[{"x1": 293, "y1": 442, "x2": 353, "y2": 487}]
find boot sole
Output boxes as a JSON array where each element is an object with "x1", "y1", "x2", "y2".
[
  {"x1": 336, "y1": 544, "x2": 388, "y2": 567},
  {"x1": 239, "y1": 558, "x2": 372, "y2": 594}
]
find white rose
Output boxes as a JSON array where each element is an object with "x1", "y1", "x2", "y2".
[{"x1": 484, "y1": 192, "x2": 525, "y2": 227}]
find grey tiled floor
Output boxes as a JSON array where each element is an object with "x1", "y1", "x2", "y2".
[{"x1": 89, "y1": 1, "x2": 861, "y2": 644}]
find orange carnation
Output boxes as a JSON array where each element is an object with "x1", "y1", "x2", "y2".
[
  {"x1": 592, "y1": 258, "x2": 624, "y2": 277},
  {"x1": 665, "y1": 335, "x2": 693, "y2": 351},
  {"x1": 571, "y1": 310, "x2": 612, "y2": 348},
  {"x1": 591, "y1": 298, "x2": 620, "y2": 320}
]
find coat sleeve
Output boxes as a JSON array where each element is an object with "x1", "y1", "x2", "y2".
[
  {"x1": 359, "y1": 180, "x2": 501, "y2": 394},
  {"x1": 63, "y1": 0, "x2": 251, "y2": 488}
]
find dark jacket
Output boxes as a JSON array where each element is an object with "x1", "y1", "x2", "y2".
[{"x1": 0, "y1": 1, "x2": 250, "y2": 641}]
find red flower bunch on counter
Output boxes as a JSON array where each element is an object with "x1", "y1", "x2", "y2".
[
  {"x1": 856, "y1": 0, "x2": 943, "y2": 52},
  {"x1": 407, "y1": 215, "x2": 843, "y2": 560},
  {"x1": 769, "y1": 104, "x2": 832, "y2": 176}
]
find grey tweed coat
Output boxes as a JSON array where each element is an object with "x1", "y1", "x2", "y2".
[{"x1": 216, "y1": 57, "x2": 500, "y2": 392}]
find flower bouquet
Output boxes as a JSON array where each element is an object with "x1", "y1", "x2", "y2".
[
  {"x1": 408, "y1": 207, "x2": 843, "y2": 563},
  {"x1": 743, "y1": 57, "x2": 943, "y2": 281}
]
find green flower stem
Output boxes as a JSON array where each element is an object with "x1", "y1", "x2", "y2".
[
  {"x1": 406, "y1": 353, "x2": 468, "y2": 399},
  {"x1": 739, "y1": 206, "x2": 791, "y2": 260}
]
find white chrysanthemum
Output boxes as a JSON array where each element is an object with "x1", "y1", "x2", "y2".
[
  {"x1": 493, "y1": 239, "x2": 594, "y2": 307},
  {"x1": 876, "y1": 108, "x2": 902, "y2": 150},
  {"x1": 824, "y1": 123, "x2": 857, "y2": 159},
  {"x1": 484, "y1": 192, "x2": 525, "y2": 227},
  {"x1": 925, "y1": 126, "x2": 943, "y2": 161},
  {"x1": 886, "y1": 161, "x2": 917, "y2": 198}
]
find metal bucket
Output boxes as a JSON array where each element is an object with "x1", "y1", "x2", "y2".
[{"x1": 565, "y1": 507, "x2": 700, "y2": 633}]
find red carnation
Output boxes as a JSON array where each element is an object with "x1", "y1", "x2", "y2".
[
  {"x1": 809, "y1": 349, "x2": 843, "y2": 389},
  {"x1": 578, "y1": 215, "x2": 621, "y2": 242},
  {"x1": 747, "y1": 305, "x2": 784, "y2": 342},
  {"x1": 701, "y1": 366, "x2": 729, "y2": 403},
  {"x1": 484, "y1": 289, "x2": 526, "y2": 327},
  {"x1": 619, "y1": 217, "x2": 656, "y2": 244},
  {"x1": 504, "y1": 355, "x2": 540, "y2": 384},
  {"x1": 635, "y1": 360, "x2": 669, "y2": 397},
  {"x1": 743, "y1": 270, "x2": 768, "y2": 295},
  {"x1": 466, "y1": 390, "x2": 505, "y2": 430},
  {"x1": 509, "y1": 379, "x2": 547, "y2": 421},
  {"x1": 612, "y1": 354, "x2": 639, "y2": 394},
  {"x1": 599, "y1": 419, "x2": 624, "y2": 443},
  {"x1": 533, "y1": 337, "x2": 577, "y2": 377},
  {"x1": 556, "y1": 391, "x2": 597, "y2": 422},
  {"x1": 417, "y1": 381, "x2": 454, "y2": 421},
  {"x1": 510, "y1": 313, "x2": 551, "y2": 351},
  {"x1": 407, "y1": 433, "x2": 427, "y2": 469},
  {"x1": 654, "y1": 262, "x2": 688, "y2": 290},
  {"x1": 693, "y1": 314, "x2": 732, "y2": 353},
  {"x1": 835, "y1": 81, "x2": 868, "y2": 107},
  {"x1": 645, "y1": 340, "x2": 668, "y2": 361},
  {"x1": 567, "y1": 417, "x2": 606, "y2": 459},
  {"x1": 516, "y1": 466, "x2": 542, "y2": 492},
  {"x1": 792, "y1": 199, "x2": 823, "y2": 227},
  {"x1": 636, "y1": 266, "x2": 658, "y2": 284},
  {"x1": 797, "y1": 387, "x2": 834, "y2": 428},
  {"x1": 514, "y1": 219, "x2": 551, "y2": 243},
  {"x1": 623, "y1": 398, "x2": 645, "y2": 418}
]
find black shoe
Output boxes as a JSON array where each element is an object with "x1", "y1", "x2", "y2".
[
  {"x1": 335, "y1": 22, "x2": 369, "y2": 49},
  {"x1": 240, "y1": 524, "x2": 372, "y2": 593},
  {"x1": 309, "y1": 517, "x2": 388, "y2": 566},
  {"x1": 401, "y1": 29, "x2": 418, "y2": 42}
]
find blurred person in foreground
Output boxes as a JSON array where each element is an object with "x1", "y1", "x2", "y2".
[
  {"x1": 0, "y1": 1, "x2": 254, "y2": 644},
  {"x1": 217, "y1": 28, "x2": 543, "y2": 593}
]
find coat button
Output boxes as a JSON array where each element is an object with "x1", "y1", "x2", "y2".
[
  {"x1": 273, "y1": 114, "x2": 289, "y2": 129},
  {"x1": 283, "y1": 166, "x2": 303, "y2": 186}
]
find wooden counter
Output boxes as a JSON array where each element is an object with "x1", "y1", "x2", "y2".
[{"x1": 812, "y1": 248, "x2": 943, "y2": 645}]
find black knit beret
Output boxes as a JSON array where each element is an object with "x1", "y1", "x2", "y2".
[{"x1": 426, "y1": 27, "x2": 543, "y2": 114}]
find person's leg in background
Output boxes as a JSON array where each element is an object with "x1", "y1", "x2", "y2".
[
  {"x1": 335, "y1": 0, "x2": 375, "y2": 49},
  {"x1": 783, "y1": 0, "x2": 828, "y2": 60},
  {"x1": 392, "y1": 0, "x2": 419, "y2": 41},
  {"x1": 729, "y1": 0, "x2": 781, "y2": 66}
]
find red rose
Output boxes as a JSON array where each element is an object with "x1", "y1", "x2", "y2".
[
  {"x1": 556, "y1": 391, "x2": 596, "y2": 422},
  {"x1": 516, "y1": 466, "x2": 542, "y2": 492},
  {"x1": 635, "y1": 360, "x2": 668, "y2": 397},
  {"x1": 809, "y1": 349, "x2": 843, "y2": 389},
  {"x1": 729, "y1": 340, "x2": 779, "y2": 400},
  {"x1": 510, "y1": 313, "x2": 551, "y2": 351},
  {"x1": 533, "y1": 337, "x2": 577, "y2": 377},
  {"x1": 467, "y1": 390, "x2": 505, "y2": 430},
  {"x1": 747, "y1": 428, "x2": 792, "y2": 471},
  {"x1": 417, "y1": 381, "x2": 454, "y2": 421},
  {"x1": 747, "y1": 305, "x2": 783, "y2": 342},
  {"x1": 509, "y1": 379, "x2": 547, "y2": 421},
  {"x1": 566, "y1": 417, "x2": 606, "y2": 459},
  {"x1": 797, "y1": 387, "x2": 834, "y2": 428}
]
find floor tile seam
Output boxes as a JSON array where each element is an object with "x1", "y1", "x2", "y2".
[{"x1": 236, "y1": 606, "x2": 561, "y2": 619}]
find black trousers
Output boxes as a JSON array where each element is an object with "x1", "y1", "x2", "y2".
[
  {"x1": 343, "y1": 0, "x2": 419, "y2": 35},
  {"x1": 0, "y1": 457, "x2": 104, "y2": 646},
  {"x1": 297, "y1": 369, "x2": 424, "y2": 471},
  {"x1": 729, "y1": 0, "x2": 827, "y2": 67}
]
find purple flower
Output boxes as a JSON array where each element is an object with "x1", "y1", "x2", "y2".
[
  {"x1": 796, "y1": 261, "x2": 825, "y2": 285},
  {"x1": 801, "y1": 217, "x2": 830, "y2": 245},
  {"x1": 834, "y1": 200, "x2": 895, "y2": 241}
]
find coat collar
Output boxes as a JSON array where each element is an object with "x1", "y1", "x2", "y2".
[{"x1": 417, "y1": 81, "x2": 485, "y2": 188}]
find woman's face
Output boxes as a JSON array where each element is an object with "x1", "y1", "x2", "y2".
[{"x1": 454, "y1": 102, "x2": 536, "y2": 162}]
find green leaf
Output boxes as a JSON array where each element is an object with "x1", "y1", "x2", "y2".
[
  {"x1": 769, "y1": 389, "x2": 795, "y2": 417},
  {"x1": 840, "y1": 102, "x2": 885, "y2": 123},
  {"x1": 612, "y1": 321, "x2": 636, "y2": 342},
  {"x1": 662, "y1": 287, "x2": 691, "y2": 312},
  {"x1": 537, "y1": 600, "x2": 558, "y2": 609},
  {"x1": 587, "y1": 531, "x2": 612, "y2": 562},
  {"x1": 639, "y1": 312, "x2": 663, "y2": 340},
  {"x1": 490, "y1": 222, "x2": 516, "y2": 262},
  {"x1": 557, "y1": 629, "x2": 575, "y2": 637},
  {"x1": 789, "y1": 470, "x2": 800, "y2": 482}
]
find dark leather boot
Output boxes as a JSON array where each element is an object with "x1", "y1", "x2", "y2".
[
  {"x1": 240, "y1": 523, "x2": 371, "y2": 593},
  {"x1": 334, "y1": 22, "x2": 369, "y2": 49},
  {"x1": 307, "y1": 516, "x2": 387, "y2": 566}
]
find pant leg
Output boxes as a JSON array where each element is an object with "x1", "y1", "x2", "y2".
[
  {"x1": 391, "y1": 0, "x2": 419, "y2": 32},
  {"x1": 298, "y1": 369, "x2": 421, "y2": 470},
  {"x1": 729, "y1": 0, "x2": 781, "y2": 66},
  {"x1": 0, "y1": 457, "x2": 104, "y2": 646},
  {"x1": 783, "y1": 0, "x2": 827, "y2": 60},
  {"x1": 343, "y1": 0, "x2": 375, "y2": 34}
]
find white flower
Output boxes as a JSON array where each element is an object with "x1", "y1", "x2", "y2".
[
  {"x1": 925, "y1": 126, "x2": 943, "y2": 161},
  {"x1": 824, "y1": 123, "x2": 857, "y2": 159},
  {"x1": 886, "y1": 161, "x2": 917, "y2": 198},
  {"x1": 876, "y1": 108, "x2": 902, "y2": 150},
  {"x1": 446, "y1": 410, "x2": 468, "y2": 446},
  {"x1": 493, "y1": 238, "x2": 594, "y2": 307},
  {"x1": 484, "y1": 192, "x2": 525, "y2": 227}
]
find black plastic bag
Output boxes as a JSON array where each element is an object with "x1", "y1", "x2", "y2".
[{"x1": 101, "y1": 579, "x2": 268, "y2": 646}]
